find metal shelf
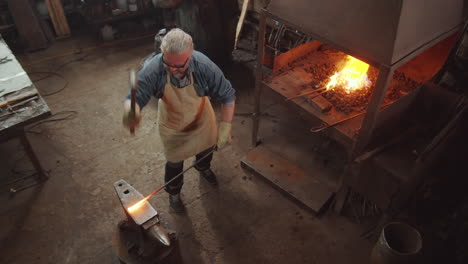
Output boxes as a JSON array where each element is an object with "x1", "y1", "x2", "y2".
[{"x1": 90, "y1": 7, "x2": 158, "y2": 25}]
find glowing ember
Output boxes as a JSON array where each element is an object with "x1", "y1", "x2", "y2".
[
  {"x1": 326, "y1": 55, "x2": 371, "y2": 94},
  {"x1": 127, "y1": 197, "x2": 148, "y2": 214}
]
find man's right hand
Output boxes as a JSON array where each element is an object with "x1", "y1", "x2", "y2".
[{"x1": 123, "y1": 99, "x2": 141, "y2": 131}]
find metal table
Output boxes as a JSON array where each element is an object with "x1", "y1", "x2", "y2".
[{"x1": 0, "y1": 37, "x2": 51, "y2": 190}]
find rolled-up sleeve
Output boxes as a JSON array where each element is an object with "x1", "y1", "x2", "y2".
[{"x1": 205, "y1": 62, "x2": 236, "y2": 104}]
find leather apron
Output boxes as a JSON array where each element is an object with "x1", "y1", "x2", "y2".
[{"x1": 158, "y1": 72, "x2": 217, "y2": 162}]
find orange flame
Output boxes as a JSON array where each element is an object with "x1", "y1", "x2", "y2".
[
  {"x1": 326, "y1": 55, "x2": 371, "y2": 94},
  {"x1": 127, "y1": 197, "x2": 149, "y2": 214}
]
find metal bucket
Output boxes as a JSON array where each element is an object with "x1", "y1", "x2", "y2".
[{"x1": 370, "y1": 222, "x2": 422, "y2": 264}]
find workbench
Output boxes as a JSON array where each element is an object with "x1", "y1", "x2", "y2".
[{"x1": 0, "y1": 37, "x2": 51, "y2": 188}]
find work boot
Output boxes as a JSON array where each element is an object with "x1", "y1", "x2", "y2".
[
  {"x1": 199, "y1": 168, "x2": 218, "y2": 185},
  {"x1": 169, "y1": 194, "x2": 184, "y2": 213}
]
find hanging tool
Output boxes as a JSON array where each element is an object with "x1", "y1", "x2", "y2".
[
  {"x1": 129, "y1": 69, "x2": 137, "y2": 135},
  {"x1": 127, "y1": 146, "x2": 217, "y2": 213}
]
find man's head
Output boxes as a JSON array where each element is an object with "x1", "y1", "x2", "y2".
[{"x1": 160, "y1": 28, "x2": 193, "y2": 80}]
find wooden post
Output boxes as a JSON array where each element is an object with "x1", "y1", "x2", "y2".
[
  {"x1": 251, "y1": 11, "x2": 267, "y2": 147},
  {"x1": 7, "y1": 0, "x2": 49, "y2": 51},
  {"x1": 45, "y1": 0, "x2": 71, "y2": 38},
  {"x1": 234, "y1": 0, "x2": 250, "y2": 49}
]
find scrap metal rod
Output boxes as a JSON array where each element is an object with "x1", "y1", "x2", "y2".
[
  {"x1": 310, "y1": 102, "x2": 392, "y2": 133},
  {"x1": 285, "y1": 87, "x2": 328, "y2": 101},
  {"x1": 0, "y1": 95, "x2": 39, "y2": 119},
  {"x1": 128, "y1": 147, "x2": 216, "y2": 211},
  {"x1": 0, "y1": 94, "x2": 38, "y2": 108}
]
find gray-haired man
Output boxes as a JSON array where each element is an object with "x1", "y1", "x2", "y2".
[{"x1": 123, "y1": 28, "x2": 236, "y2": 213}]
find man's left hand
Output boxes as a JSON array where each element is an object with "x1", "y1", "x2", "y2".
[{"x1": 217, "y1": 121, "x2": 232, "y2": 150}]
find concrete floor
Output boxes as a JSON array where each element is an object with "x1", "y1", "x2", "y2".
[{"x1": 0, "y1": 35, "x2": 372, "y2": 263}]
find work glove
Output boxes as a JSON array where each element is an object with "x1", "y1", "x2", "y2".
[
  {"x1": 123, "y1": 100, "x2": 141, "y2": 131},
  {"x1": 217, "y1": 121, "x2": 232, "y2": 150}
]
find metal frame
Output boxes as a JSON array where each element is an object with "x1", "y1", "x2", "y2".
[
  {"x1": 251, "y1": 13, "x2": 267, "y2": 146},
  {"x1": 249, "y1": 5, "x2": 465, "y2": 215},
  {"x1": 251, "y1": 8, "x2": 462, "y2": 158},
  {"x1": 0, "y1": 95, "x2": 51, "y2": 192},
  {"x1": 19, "y1": 130, "x2": 48, "y2": 181}
]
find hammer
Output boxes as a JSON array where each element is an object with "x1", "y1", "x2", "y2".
[{"x1": 129, "y1": 69, "x2": 137, "y2": 135}]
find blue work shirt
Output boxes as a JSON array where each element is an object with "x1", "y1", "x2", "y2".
[{"x1": 128, "y1": 51, "x2": 236, "y2": 108}]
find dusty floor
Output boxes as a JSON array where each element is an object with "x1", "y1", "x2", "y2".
[{"x1": 0, "y1": 35, "x2": 372, "y2": 263}]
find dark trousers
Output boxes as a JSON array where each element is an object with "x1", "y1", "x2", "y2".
[{"x1": 164, "y1": 146, "x2": 214, "y2": 195}]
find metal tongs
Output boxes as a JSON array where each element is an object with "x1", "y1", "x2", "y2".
[
  {"x1": 285, "y1": 87, "x2": 328, "y2": 101},
  {"x1": 310, "y1": 112, "x2": 363, "y2": 132},
  {"x1": 310, "y1": 102, "x2": 392, "y2": 133}
]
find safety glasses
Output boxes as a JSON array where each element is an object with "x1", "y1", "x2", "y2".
[{"x1": 162, "y1": 55, "x2": 190, "y2": 69}]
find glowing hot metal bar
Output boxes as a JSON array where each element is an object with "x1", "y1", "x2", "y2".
[
  {"x1": 113, "y1": 179, "x2": 173, "y2": 249},
  {"x1": 125, "y1": 147, "x2": 217, "y2": 213},
  {"x1": 127, "y1": 197, "x2": 150, "y2": 214}
]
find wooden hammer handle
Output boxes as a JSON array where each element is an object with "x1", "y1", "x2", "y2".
[{"x1": 129, "y1": 70, "x2": 137, "y2": 135}]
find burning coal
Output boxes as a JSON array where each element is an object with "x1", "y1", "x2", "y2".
[{"x1": 326, "y1": 55, "x2": 371, "y2": 94}]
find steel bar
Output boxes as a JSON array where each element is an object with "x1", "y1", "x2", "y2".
[
  {"x1": 306, "y1": 89, "x2": 330, "y2": 100},
  {"x1": 352, "y1": 66, "x2": 394, "y2": 157},
  {"x1": 0, "y1": 95, "x2": 40, "y2": 119},
  {"x1": 8, "y1": 95, "x2": 38, "y2": 109},
  {"x1": 9, "y1": 181, "x2": 44, "y2": 194},
  {"x1": 285, "y1": 87, "x2": 327, "y2": 101},
  {"x1": 251, "y1": 11, "x2": 267, "y2": 147},
  {"x1": 0, "y1": 94, "x2": 38, "y2": 108},
  {"x1": 417, "y1": 97, "x2": 467, "y2": 162},
  {"x1": 0, "y1": 109, "x2": 25, "y2": 119},
  {"x1": 354, "y1": 126, "x2": 419, "y2": 163},
  {"x1": 133, "y1": 147, "x2": 216, "y2": 207},
  {"x1": 310, "y1": 102, "x2": 392, "y2": 133}
]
